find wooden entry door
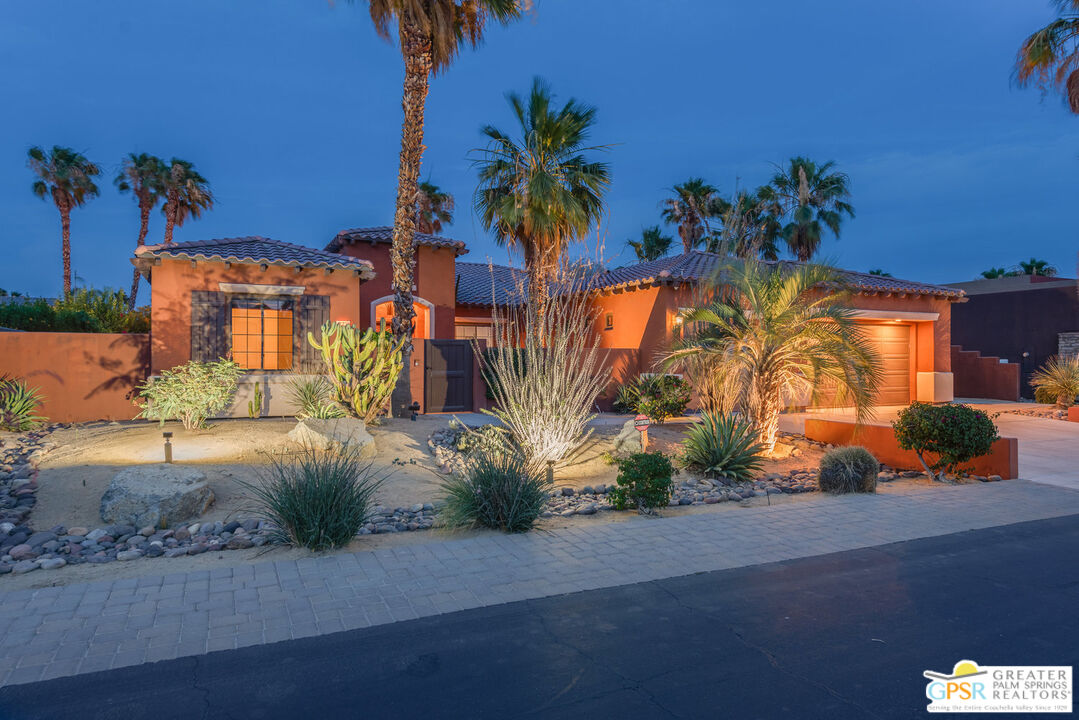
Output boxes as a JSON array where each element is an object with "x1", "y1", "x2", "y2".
[{"x1": 424, "y1": 340, "x2": 474, "y2": 412}]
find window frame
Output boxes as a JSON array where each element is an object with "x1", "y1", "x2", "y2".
[{"x1": 228, "y1": 294, "x2": 296, "y2": 372}]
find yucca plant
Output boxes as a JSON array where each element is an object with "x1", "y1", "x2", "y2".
[
  {"x1": 0, "y1": 375, "x2": 46, "y2": 431},
  {"x1": 239, "y1": 444, "x2": 386, "y2": 550},
  {"x1": 1030, "y1": 355, "x2": 1079, "y2": 409},
  {"x1": 681, "y1": 412, "x2": 765, "y2": 482},
  {"x1": 286, "y1": 376, "x2": 346, "y2": 420},
  {"x1": 440, "y1": 448, "x2": 552, "y2": 533}
]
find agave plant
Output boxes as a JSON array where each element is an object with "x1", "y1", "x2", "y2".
[
  {"x1": 286, "y1": 376, "x2": 346, "y2": 420},
  {"x1": 1030, "y1": 355, "x2": 1079, "y2": 408},
  {"x1": 0, "y1": 375, "x2": 46, "y2": 431},
  {"x1": 681, "y1": 412, "x2": 765, "y2": 482}
]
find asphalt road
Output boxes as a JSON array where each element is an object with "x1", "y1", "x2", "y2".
[{"x1": 2, "y1": 514, "x2": 1077, "y2": 720}]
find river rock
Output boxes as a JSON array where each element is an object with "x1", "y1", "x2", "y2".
[
  {"x1": 100, "y1": 464, "x2": 215, "y2": 528},
  {"x1": 612, "y1": 418, "x2": 643, "y2": 456},
  {"x1": 287, "y1": 418, "x2": 375, "y2": 455}
]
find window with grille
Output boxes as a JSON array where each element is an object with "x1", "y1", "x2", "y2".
[{"x1": 230, "y1": 297, "x2": 294, "y2": 370}]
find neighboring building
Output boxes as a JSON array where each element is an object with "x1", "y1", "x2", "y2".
[
  {"x1": 135, "y1": 233, "x2": 965, "y2": 415},
  {"x1": 948, "y1": 274, "x2": 1079, "y2": 398}
]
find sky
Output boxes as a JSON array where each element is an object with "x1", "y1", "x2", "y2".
[{"x1": 0, "y1": 0, "x2": 1076, "y2": 303}]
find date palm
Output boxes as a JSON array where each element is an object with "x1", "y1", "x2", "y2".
[
  {"x1": 707, "y1": 188, "x2": 781, "y2": 261},
  {"x1": 628, "y1": 225, "x2": 672, "y2": 261},
  {"x1": 661, "y1": 178, "x2": 723, "y2": 253},
  {"x1": 664, "y1": 260, "x2": 880, "y2": 454},
  {"x1": 1019, "y1": 257, "x2": 1058, "y2": 276},
  {"x1": 415, "y1": 180, "x2": 455, "y2": 234},
  {"x1": 1016, "y1": 0, "x2": 1079, "y2": 113},
  {"x1": 763, "y1": 157, "x2": 854, "y2": 262},
  {"x1": 474, "y1": 77, "x2": 611, "y2": 314},
  {"x1": 27, "y1": 146, "x2": 101, "y2": 295},
  {"x1": 868, "y1": 268, "x2": 893, "y2": 277},
  {"x1": 363, "y1": 0, "x2": 522, "y2": 417},
  {"x1": 161, "y1": 159, "x2": 213, "y2": 245},
  {"x1": 116, "y1": 153, "x2": 167, "y2": 308}
]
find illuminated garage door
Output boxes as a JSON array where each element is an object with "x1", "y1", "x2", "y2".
[{"x1": 863, "y1": 324, "x2": 911, "y2": 405}]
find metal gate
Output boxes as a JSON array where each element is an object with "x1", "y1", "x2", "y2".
[{"x1": 424, "y1": 340, "x2": 473, "y2": 412}]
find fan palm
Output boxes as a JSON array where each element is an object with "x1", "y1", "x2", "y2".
[
  {"x1": 763, "y1": 157, "x2": 854, "y2": 262},
  {"x1": 867, "y1": 268, "x2": 892, "y2": 277},
  {"x1": 161, "y1": 159, "x2": 213, "y2": 245},
  {"x1": 473, "y1": 77, "x2": 611, "y2": 313},
  {"x1": 1016, "y1": 0, "x2": 1079, "y2": 113},
  {"x1": 415, "y1": 180, "x2": 455, "y2": 234},
  {"x1": 706, "y1": 188, "x2": 781, "y2": 261},
  {"x1": 115, "y1": 153, "x2": 167, "y2": 308},
  {"x1": 981, "y1": 267, "x2": 1017, "y2": 279},
  {"x1": 663, "y1": 260, "x2": 881, "y2": 454},
  {"x1": 1019, "y1": 257, "x2": 1058, "y2": 276},
  {"x1": 628, "y1": 225, "x2": 672, "y2": 261},
  {"x1": 27, "y1": 146, "x2": 101, "y2": 295},
  {"x1": 362, "y1": 0, "x2": 522, "y2": 417},
  {"x1": 661, "y1": 178, "x2": 723, "y2": 253}
]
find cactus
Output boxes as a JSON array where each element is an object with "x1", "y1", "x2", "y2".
[
  {"x1": 307, "y1": 321, "x2": 406, "y2": 424},
  {"x1": 247, "y1": 381, "x2": 264, "y2": 419}
]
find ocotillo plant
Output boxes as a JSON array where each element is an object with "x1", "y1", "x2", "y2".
[{"x1": 307, "y1": 321, "x2": 405, "y2": 424}]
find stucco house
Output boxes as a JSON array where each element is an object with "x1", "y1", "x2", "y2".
[{"x1": 133, "y1": 230, "x2": 964, "y2": 415}]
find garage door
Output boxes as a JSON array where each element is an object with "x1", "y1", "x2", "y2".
[{"x1": 864, "y1": 324, "x2": 911, "y2": 405}]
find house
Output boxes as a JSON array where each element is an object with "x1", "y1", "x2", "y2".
[
  {"x1": 133, "y1": 232, "x2": 965, "y2": 416},
  {"x1": 947, "y1": 274, "x2": 1079, "y2": 398}
]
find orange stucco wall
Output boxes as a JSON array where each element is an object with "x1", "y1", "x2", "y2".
[
  {"x1": 148, "y1": 258, "x2": 363, "y2": 373},
  {"x1": 0, "y1": 332, "x2": 149, "y2": 422},
  {"x1": 804, "y1": 418, "x2": 1018, "y2": 479}
]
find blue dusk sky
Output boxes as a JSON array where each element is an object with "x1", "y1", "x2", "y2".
[{"x1": 0, "y1": 0, "x2": 1075, "y2": 302}]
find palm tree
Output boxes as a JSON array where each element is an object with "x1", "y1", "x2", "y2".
[
  {"x1": 115, "y1": 153, "x2": 167, "y2": 308},
  {"x1": 1019, "y1": 257, "x2": 1058, "y2": 276},
  {"x1": 707, "y1": 188, "x2": 781, "y2": 261},
  {"x1": 473, "y1": 77, "x2": 611, "y2": 313},
  {"x1": 868, "y1": 268, "x2": 893, "y2": 277},
  {"x1": 763, "y1": 157, "x2": 854, "y2": 262},
  {"x1": 27, "y1": 146, "x2": 101, "y2": 295},
  {"x1": 661, "y1": 178, "x2": 723, "y2": 253},
  {"x1": 363, "y1": 0, "x2": 522, "y2": 418},
  {"x1": 980, "y1": 267, "x2": 1015, "y2": 279},
  {"x1": 663, "y1": 260, "x2": 880, "y2": 454},
  {"x1": 161, "y1": 159, "x2": 213, "y2": 245},
  {"x1": 628, "y1": 226, "x2": 672, "y2": 261},
  {"x1": 415, "y1": 180, "x2": 455, "y2": 234},
  {"x1": 1016, "y1": 0, "x2": 1079, "y2": 113}
]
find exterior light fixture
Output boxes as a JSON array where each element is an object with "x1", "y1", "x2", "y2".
[
  {"x1": 163, "y1": 431, "x2": 174, "y2": 463},
  {"x1": 409, "y1": 401, "x2": 421, "y2": 421}
]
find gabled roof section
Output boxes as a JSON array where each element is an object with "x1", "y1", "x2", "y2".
[
  {"x1": 327, "y1": 226, "x2": 468, "y2": 256},
  {"x1": 134, "y1": 236, "x2": 375, "y2": 277},
  {"x1": 455, "y1": 250, "x2": 965, "y2": 306}
]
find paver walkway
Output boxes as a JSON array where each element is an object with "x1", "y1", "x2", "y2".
[{"x1": 1, "y1": 480, "x2": 1078, "y2": 688}]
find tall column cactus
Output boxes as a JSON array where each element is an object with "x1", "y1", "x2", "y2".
[{"x1": 308, "y1": 322, "x2": 406, "y2": 424}]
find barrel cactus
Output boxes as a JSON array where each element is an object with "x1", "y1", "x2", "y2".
[{"x1": 307, "y1": 321, "x2": 405, "y2": 424}]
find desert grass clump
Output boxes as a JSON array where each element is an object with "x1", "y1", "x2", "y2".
[
  {"x1": 1030, "y1": 355, "x2": 1079, "y2": 408},
  {"x1": 240, "y1": 444, "x2": 386, "y2": 551},
  {"x1": 818, "y1": 446, "x2": 879, "y2": 494},
  {"x1": 287, "y1": 376, "x2": 346, "y2": 420},
  {"x1": 440, "y1": 449, "x2": 552, "y2": 533},
  {"x1": 681, "y1": 412, "x2": 765, "y2": 482}
]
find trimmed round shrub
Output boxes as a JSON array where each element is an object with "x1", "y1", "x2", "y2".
[
  {"x1": 681, "y1": 412, "x2": 765, "y2": 481},
  {"x1": 893, "y1": 402, "x2": 1000, "y2": 481},
  {"x1": 440, "y1": 450, "x2": 551, "y2": 533},
  {"x1": 609, "y1": 451, "x2": 676, "y2": 512},
  {"x1": 240, "y1": 444, "x2": 387, "y2": 550},
  {"x1": 819, "y1": 446, "x2": 879, "y2": 494}
]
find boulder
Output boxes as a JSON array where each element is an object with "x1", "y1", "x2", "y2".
[
  {"x1": 612, "y1": 418, "x2": 643, "y2": 456},
  {"x1": 100, "y1": 464, "x2": 214, "y2": 528},
  {"x1": 287, "y1": 418, "x2": 375, "y2": 455}
]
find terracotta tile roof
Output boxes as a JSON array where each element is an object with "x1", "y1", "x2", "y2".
[
  {"x1": 456, "y1": 250, "x2": 964, "y2": 306},
  {"x1": 135, "y1": 236, "x2": 375, "y2": 277},
  {"x1": 326, "y1": 226, "x2": 468, "y2": 256}
]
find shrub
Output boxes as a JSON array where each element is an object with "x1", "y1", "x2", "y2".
[
  {"x1": 286, "y1": 376, "x2": 345, "y2": 419},
  {"x1": 613, "y1": 374, "x2": 691, "y2": 423},
  {"x1": 0, "y1": 375, "x2": 46, "y2": 431},
  {"x1": 453, "y1": 422, "x2": 509, "y2": 457},
  {"x1": 682, "y1": 412, "x2": 765, "y2": 481},
  {"x1": 609, "y1": 451, "x2": 676, "y2": 512},
  {"x1": 135, "y1": 359, "x2": 243, "y2": 430},
  {"x1": 893, "y1": 402, "x2": 1000, "y2": 481},
  {"x1": 819, "y1": 446, "x2": 879, "y2": 494},
  {"x1": 308, "y1": 322, "x2": 405, "y2": 424},
  {"x1": 240, "y1": 444, "x2": 386, "y2": 550},
  {"x1": 440, "y1": 449, "x2": 551, "y2": 532},
  {"x1": 0, "y1": 291, "x2": 149, "y2": 333},
  {"x1": 0, "y1": 299, "x2": 101, "y2": 332},
  {"x1": 1030, "y1": 355, "x2": 1079, "y2": 409}
]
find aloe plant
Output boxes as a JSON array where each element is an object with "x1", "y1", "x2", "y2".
[
  {"x1": 0, "y1": 375, "x2": 47, "y2": 431},
  {"x1": 307, "y1": 322, "x2": 405, "y2": 424},
  {"x1": 682, "y1": 412, "x2": 765, "y2": 482}
]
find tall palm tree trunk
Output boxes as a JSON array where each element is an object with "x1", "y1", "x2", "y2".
[
  {"x1": 388, "y1": 21, "x2": 432, "y2": 418},
  {"x1": 60, "y1": 207, "x2": 72, "y2": 296},
  {"x1": 130, "y1": 201, "x2": 151, "y2": 309},
  {"x1": 163, "y1": 201, "x2": 176, "y2": 245}
]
